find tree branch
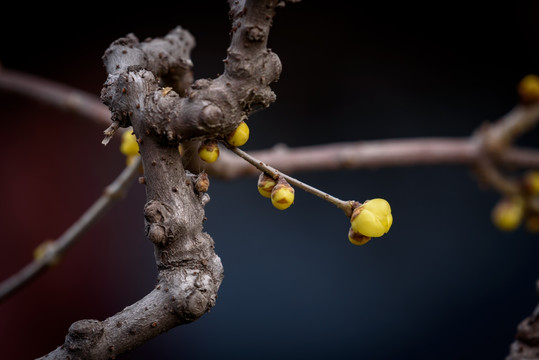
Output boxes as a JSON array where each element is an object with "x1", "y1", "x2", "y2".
[
  {"x1": 207, "y1": 138, "x2": 539, "y2": 180},
  {"x1": 100, "y1": 1, "x2": 284, "y2": 144},
  {"x1": 39, "y1": 1, "x2": 298, "y2": 358},
  {"x1": 0, "y1": 156, "x2": 142, "y2": 303},
  {"x1": 0, "y1": 68, "x2": 110, "y2": 127},
  {"x1": 2, "y1": 69, "x2": 537, "y2": 180},
  {"x1": 506, "y1": 280, "x2": 539, "y2": 360},
  {"x1": 484, "y1": 103, "x2": 539, "y2": 153},
  {"x1": 224, "y1": 142, "x2": 355, "y2": 216},
  {"x1": 472, "y1": 102, "x2": 539, "y2": 206}
]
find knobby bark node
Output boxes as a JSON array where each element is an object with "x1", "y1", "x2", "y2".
[
  {"x1": 100, "y1": 1, "x2": 284, "y2": 146},
  {"x1": 506, "y1": 281, "x2": 539, "y2": 360},
  {"x1": 40, "y1": 1, "x2": 298, "y2": 358}
]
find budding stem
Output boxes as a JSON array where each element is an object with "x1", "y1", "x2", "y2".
[{"x1": 224, "y1": 143, "x2": 355, "y2": 217}]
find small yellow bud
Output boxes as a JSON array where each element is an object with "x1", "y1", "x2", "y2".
[
  {"x1": 348, "y1": 227, "x2": 371, "y2": 246},
  {"x1": 518, "y1": 74, "x2": 539, "y2": 104},
  {"x1": 492, "y1": 196, "x2": 524, "y2": 231},
  {"x1": 523, "y1": 171, "x2": 539, "y2": 196},
  {"x1": 33, "y1": 240, "x2": 62, "y2": 266},
  {"x1": 120, "y1": 128, "x2": 139, "y2": 156},
  {"x1": 226, "y1": 121, "x2": 249, "y2": 147},
  {"x1": 271, "y1": 178, "x2": 294, "y2": 210},
  {"x1": 350, "y1": 198, "x2": 393, "y2": 238},
  {"x1": 257, "y1": 172, "x2": 276, "y2": 198},
  {"x1": 198, "y1": 140, "x2": 220, "y2": 163}
]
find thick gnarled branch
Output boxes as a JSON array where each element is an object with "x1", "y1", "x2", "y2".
[
  {"x1": 40, "y1": 1, "x2": 294, "y2": 358},
  {"x1": 100, "y1": 1, "x2": 283, "y2": 145}
]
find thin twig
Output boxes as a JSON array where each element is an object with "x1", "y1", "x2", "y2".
[
  {"x1": 223, "y1": 142, "x2": 355, "y2": 217},
  {"x1": 0, "y1": 156, "x2": 142, "y2": 303}
]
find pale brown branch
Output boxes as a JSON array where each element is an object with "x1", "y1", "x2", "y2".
[
  {"x1": 208, "y1": 138, "x2": 539, "y2": 180},
  {"x1": 0, "y1": 156, "x2": 142, "y2": 303},
  {"x1": 473, "y1": 103, "x2": 539, "y2": 198},
  {"x1": 485, "y1": 103, "x2": 539, "y2": 153},
  {"x1": 3, "y1": 69, "x2": 536, "y2": 183},
  {"x1": 0, "y1": 68, "x2": 111, "y2": 127}
]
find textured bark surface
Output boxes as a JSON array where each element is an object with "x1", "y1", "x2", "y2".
[
  {"x1": 100, "y1": 2, "x2": 283, "y2": 145},
  {"x1": 506, "y1": 282, "x2": 539, "y2": 360},
  {"x1": 38, "y1": 1, "x2": 295, "y2": 358}
]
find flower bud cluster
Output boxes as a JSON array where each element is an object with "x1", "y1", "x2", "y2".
[
  {"x1": 257, "y1": 173, "x2": 294, "y2": 210},
  {"x1": 196, "y1": 121, "x2": 250, "y2": 163}
]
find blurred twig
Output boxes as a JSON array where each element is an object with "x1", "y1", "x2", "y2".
[
  {"x1": 0, "y1": 69, "x2": 110, "y2": 127},
  {"x1": 0, "y1": 156, "x2": 142, "y2": 303}
]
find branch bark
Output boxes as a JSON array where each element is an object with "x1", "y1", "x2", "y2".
[
  {"x1": 39, "y1": 1, "x2": 294, "y2": 358},
  {"x1": 506, "y1": 281, "x2": 539, "y2": 360}
]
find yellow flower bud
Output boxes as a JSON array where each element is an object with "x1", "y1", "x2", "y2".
[
  {"x1": 226, "y1": 121, "x2": 249, "y2": 147},
  {"x1": 348, "y1": 227, "x2": 371, "y2": 246},
  {"x1": 257, "y1": 172, "x2": 276, "y2": 198},
  {"x1": 120, "y1": 128, "x2": 139, "y2": 156},
  {"x1": 271, "y1": 178, "x2": 294, "y2": 210},
  {"x1": 518, "y1": 74, "x2": 539, "y2": 104},
  {"x1": 33, "y1": 240, "x2": 62, "y2": 266},
  {"x1": 492, "y1": 196, "x2": 524, "y2": 231},
  {"x1": 350, "y1": 198, "x2": 393, "y2": 238},
  {"x1": 523, "y1": 171, "x2": 539, "y2": 196},
  {"x1": 198, "y1": 140, "x2": 220, "y2": 163}
]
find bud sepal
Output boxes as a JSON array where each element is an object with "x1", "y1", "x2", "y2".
[{"x1": 258, "y1": 172, "x2": 277, "y2": 198}]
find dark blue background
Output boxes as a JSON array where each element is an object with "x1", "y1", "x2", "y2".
[{"x1": 1, "y1": 1, "x2": 538, "y2": 359}]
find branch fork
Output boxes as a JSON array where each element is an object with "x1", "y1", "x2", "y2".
[{"x1": 39, "y1": 1, "x2": 297, "y2": 358}]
